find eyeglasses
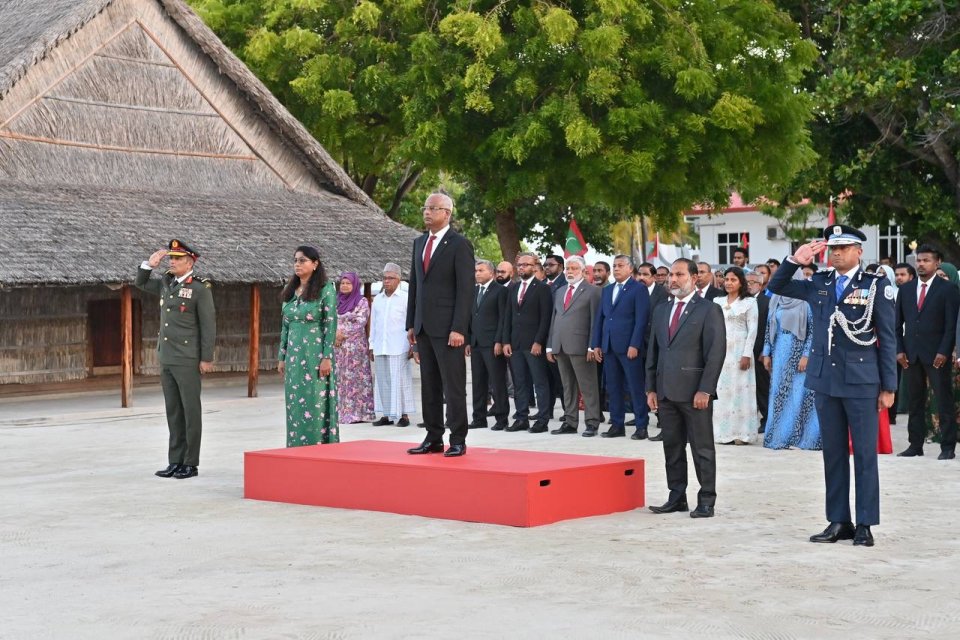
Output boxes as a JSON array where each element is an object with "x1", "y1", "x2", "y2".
[
  {"x1": 422, "y1": 206, "x2": 451, "y2": 212},
  {"x1": 294, "y1": 257, "x2": 313, "y2": 264},
  {"x1": 517, "y1": 262, "x2": 536, "y2": 268}
]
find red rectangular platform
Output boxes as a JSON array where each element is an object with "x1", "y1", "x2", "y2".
[{"x1": 244, "y1": 440, "x2": 645, "y2": 527}]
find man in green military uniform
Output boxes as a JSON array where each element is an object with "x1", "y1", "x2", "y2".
[{"x1": 136, "y1": 239, "x2": 216, "y2": 479}]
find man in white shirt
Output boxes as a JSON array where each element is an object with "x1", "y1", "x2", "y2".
[{"x1": 370, "y1": 263, "x2": 415, "y2": 427}]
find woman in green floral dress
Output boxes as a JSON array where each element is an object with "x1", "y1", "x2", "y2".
[{"x1": 278, "y1": 245, "x2": 339, "y2": 446}]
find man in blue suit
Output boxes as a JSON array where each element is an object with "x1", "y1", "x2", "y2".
[
  {"x1": 768, "y1": 224, "x2": 897, "y2": 547},
  {"x1": 592, "y1": 255, "x2": 651, "y2": 439}
]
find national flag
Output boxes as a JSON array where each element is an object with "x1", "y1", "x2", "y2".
[
  {"x1": 740, "y1": 232, "x2": 749, "y2": 248},
  {"x1": 564, "y1": 219, "x2": 587, "y2": 258},
  {"x1": 646, "y1": 233, "x2": 660, "y2": 261}
]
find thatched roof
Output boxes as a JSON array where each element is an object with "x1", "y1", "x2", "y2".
[
  {"x1": 0, "y1": 0, "x2": 421, "y2": 286},
  {"x1": 0, "y1": 0, "x2": 376, "y2": 206},
  {"x1": 0, "y1": 180, "x2": 416, "y2": 286}
]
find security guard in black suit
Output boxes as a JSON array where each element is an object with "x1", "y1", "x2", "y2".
[
  {"x1": 135, "y1": 240, "x2": 216, "y2": 479},
  {"x1": 768, "y1": 225, "x2": 897, "y2": 547}
]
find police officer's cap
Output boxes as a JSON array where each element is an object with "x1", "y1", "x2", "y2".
[
  {"x1": 167, "y1": 239, "x2": 199, "y2": 259},
  {"x1": 823, "y1": 224, "x2": 867, "y2": 246}
]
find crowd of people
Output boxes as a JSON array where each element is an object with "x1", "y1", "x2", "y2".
[
  {"x1": 273, "y1": 235, "x2": 960, "y2": 465},
  {"x1": 138, "y1": 197, "x2": 955, "y2": 545}
]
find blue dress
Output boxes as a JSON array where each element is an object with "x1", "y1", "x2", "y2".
[{"x1": 762, "y1": 306, "x2": 821, "y2": 450}]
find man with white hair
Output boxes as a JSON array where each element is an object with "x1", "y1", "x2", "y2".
[{"x1": 370, "y1": 263, "x2": 416, "y2": 427}]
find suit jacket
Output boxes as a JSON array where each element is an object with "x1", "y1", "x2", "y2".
[
  {"x1": 753, "y1": 292, "x2": 770, "y2": 359},
  {"x1": 768, "y1": 259, "x2": 897, "y2": 397},
  {"x1": 545, "y1": 277, "x2": 565, "y2": 295},
  {"x1": 646, "y1": 294, "x2": 726, "y2": 401},
  {"x1": 406, "y1": 229, "x2": 475, "y2": 338},
  {"x1": 591, "y1": 278, "x2": 649, "y2": 354},
  {"x1": 698, "y1": 284, "x2": 725, "y2": 300},
  {"x1": 468, "y1": 281, "x2": 508, "y2": 348},
  {"x1": 896, "y1": 276, "x2": 959, "y2": 364},
  {"x1": 503, "y1": 277, "x2": 553, "y2": 351},
  {"x1": 548, "y1": 281, "x2": 601, "y2": 355},
  {"x1": 135, "y1": 267, "x2": 216, "y2": 366}
]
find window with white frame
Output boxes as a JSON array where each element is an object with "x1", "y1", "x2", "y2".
[
  {"x1": 717, "y1": 232, "x2": 746, "y2": 265},
  {"x1": 877, "y1": 224, "x2": 906, "y2": 263}
]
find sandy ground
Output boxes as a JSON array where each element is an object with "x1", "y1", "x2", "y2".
[{"x1": 2, "y1": 370, "x2": 959, "y2": 640}]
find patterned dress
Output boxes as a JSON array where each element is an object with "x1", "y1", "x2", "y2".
[
  {"x1": 762, "y1": 306, "x2": 821, "y2": 450},
  {"x1": 279, "y1": 282, "x2": 339, "y2": 446},
  {"x1": 335, "y1": 297, "x2": 376, "y2": 423},
  {"x1": 713, "y1": 296, "x2": 760, "y2": 443}
]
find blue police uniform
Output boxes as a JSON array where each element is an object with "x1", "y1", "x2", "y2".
[{"x1": 767, "y1": 226, "x2": 896, "y2": 531}]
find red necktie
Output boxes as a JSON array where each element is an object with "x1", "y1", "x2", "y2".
[
  {"x1": 563, "y1": 285, "x2": 574, "y2": 310},
  {"x1": 669, "y1": 301, "x2": 686, "y2": 339},
  {"x1": 518, "y1": 280, "x2": 528, "y2": 305},
  {"x1": 918, "y1": 282, "x2": 927, "y2": 311},
  {"x1": 422, "y1": 234, "x2": 436, "y2": 273}
]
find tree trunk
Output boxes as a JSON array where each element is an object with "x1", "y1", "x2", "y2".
[
  {"x1": 385, "y1": 164, "x2": 424, "y2": 220},
  {"x1": 495, "y1": 206, "x2": 521, "y2": 264},
  {"x1": 360, "y1": 174, "x2": 379, "y2": 197},
  {"x1": 922, "y1": 230, "x2": 960, "y2": 265}
]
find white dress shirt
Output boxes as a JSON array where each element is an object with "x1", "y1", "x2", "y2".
[
  {"x1": 421, "y1": 225, "x2": 450, "y2": 262},
  {"x1": 370, "y1": 289, "x2": 410, "y2": 356}
]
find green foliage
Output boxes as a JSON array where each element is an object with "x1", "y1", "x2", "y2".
[
  {"x1": 778, "y1": 1, "x2": 960, "y2": 257},
  {"x1": 190, "y1": 0, "x2": 815, "y2": 258}
]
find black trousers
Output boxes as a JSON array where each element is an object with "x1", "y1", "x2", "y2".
[
  {"x1": 510, "y1": 349, "x2": 551, "y2": 423},
  {"x1": 755, "y1": 354, "x2": 770, "y2": 431},
  {"x1": 416, "y1": 332, "x2": 468, "y2": 445},
  {"x1": 905, "y1": 358, "x2": 957, "y2": 451},
  {"x1": 547, "y1": 358, "x2": 564, "y2": 417},
  {"x1": 658, "y1": 397, "x2": 717, "y2": 507},
  {"x1": 471, "y1": 345, "x2": 509, "y2": 424}
]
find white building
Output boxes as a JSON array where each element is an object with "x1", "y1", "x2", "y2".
[{"x1": 686, "y1": 195, "x2": 909, "y2": 268}]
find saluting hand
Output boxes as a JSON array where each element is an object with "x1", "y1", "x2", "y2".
[
  {"x1": 792, "y1": 240, "x2": 826, "y2": 266},
  {"x1": 147, "y1": 249, "x2": 167, "y2": 269}
]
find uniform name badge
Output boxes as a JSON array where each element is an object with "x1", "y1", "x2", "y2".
[{"x1": 178, "y1": 288, "x2": 193, "y2": 299}]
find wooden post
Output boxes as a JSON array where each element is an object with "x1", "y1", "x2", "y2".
[
  {"x1": 120, "y1": 284, "x2": 133, "y2": 408},
  {"x1": 247, "y1": 283, "x2": 261, "y2": 398}
]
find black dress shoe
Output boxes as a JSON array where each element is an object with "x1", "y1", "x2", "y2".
[
  {"x1": 601, "y1": 427, "x2": 626, "y2": 438},
  {"x1": 491, "y1": 421, "x2": 507, "y2": 431},
  {"x1": 529, "y1": 421, "x2": 549, "y2": 433},
  {"x1": 407, "y1": 441, "x2": 444, "y2": 454},
  {"x1": 809, "y1": 522, "x2": 855, "y2": 543},
  {"x1": 551, "y1": 424, "x2": 578, "y2": 435},
  {"x1": 397, "y1": 417, "x2": 410, "y2": 427},
  {"x1": 582, "y1": 428, "x2": 598, "y2": 437},
  {"x1": 649, "y1": 499, "x2": 689, "y2": 514},
  {"x1": 897, "y1": 447, "x2": 923, "y2": 457},
  {"x1": 469, "y1": 421, "x2": 488, "y2": 429},
  {"x1": 173, "y1": 465, "x2": 198, "y2": 479},
  {"x1": 372, "y1": 417, "x2": 394, "y2": 426},
  {"x1": 625, "y1": 419, "x2": 636, "y2": 426},
  {"x1": 938, "y1": 450, "x2": 956, "y2": 460},
  {"x1": 505, "y1": 421, "x2": 529, "y2": 432},
  {"x1": 690, "y1": 505, "x2": 714, "y2": 518},
  {"x1": 155, "y1": 464, "x2": 181, "y2": 478},
  {"x1": 417, "y1": 422, "x2": 426, "y2": 428},
  {"x1": 444, "y1": 443, "x2": 467, "y2": 457},
  {"x1": 649, "y1": 432, "x2": 663, "y2": 442},
  {"x1": 630, "y1": 428, "x2": 648, "y2": 440},
  {"x1": 853, "y1": 524, "x2": 874, "y2": 547}
]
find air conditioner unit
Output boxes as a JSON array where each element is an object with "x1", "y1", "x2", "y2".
[{"x1": 767, "y1": 226, "x2": 786, "y2": 241}]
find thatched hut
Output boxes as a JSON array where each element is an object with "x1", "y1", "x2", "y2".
[{"x1": 0, "y1": 0, "x2": 419, "y2": 402}]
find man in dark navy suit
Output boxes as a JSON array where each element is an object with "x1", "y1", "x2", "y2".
[
  {"x1": 895, "y1": 244, "x2": 959, "y2": 459},
  {"x1": 406, "y1": 192, "x2": 476, "y2": 457},
  {"x1": 592, "y1": 255, "x2": 651, "y2": 439},
  {"x1": 502, "y1": 251, "x2": 554, "y2": 433},
  {"x1": 467, "y1": 259, "x2": 510, "y2": 431},
  {"x1": 543, "y1": 254, "x2": 566, "y2": 421},
  {"x1": 768, "y1": 225, "x2": 897, "y2": 547}
]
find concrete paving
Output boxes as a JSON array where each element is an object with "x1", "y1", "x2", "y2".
[{"x1": 1, "y1": 374, "x2": 959, "y2": 639}]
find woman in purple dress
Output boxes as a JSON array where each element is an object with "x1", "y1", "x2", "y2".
[{"x1": 335, "y1": 271, "x2": 375, "y2": 423}]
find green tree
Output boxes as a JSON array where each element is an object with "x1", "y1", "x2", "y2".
[
  {"x1": 192, "y1": 1, "x2": 816, "y2": 261},
  {"x1": 781, "y1": 1, "x2": 960, "y2": 259}
]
